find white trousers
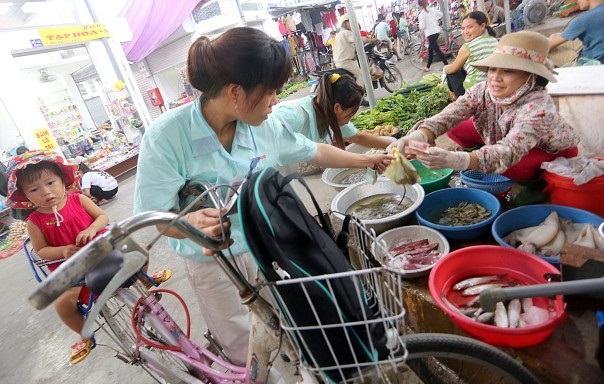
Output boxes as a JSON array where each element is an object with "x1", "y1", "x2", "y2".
[{"x1": 183, "y1": 254, "x2": 257, "y2": 366}]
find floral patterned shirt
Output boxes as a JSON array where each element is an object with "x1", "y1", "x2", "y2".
[{"x1": 413, "y1": 81, "x2": 579, "y2": 174}]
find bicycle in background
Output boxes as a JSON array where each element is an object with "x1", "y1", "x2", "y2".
[
  {"x1": 27, "y1": 181, "x2": 539, "y2": 383},
  {"x1": 409, "y1": 27, "x2": 464, "y2": 70},
  {"x1": 398, "y1": 30, "x2": 423, "y2": 57}
]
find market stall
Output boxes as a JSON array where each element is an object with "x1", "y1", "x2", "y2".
[
  {"x1": 307, "y1": 170, "x2": 604, "y2": 383},
  {"x1": 83, "y1": 145, "x2": 140, "y2": 179}
]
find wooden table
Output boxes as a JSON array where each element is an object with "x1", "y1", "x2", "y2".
[{"x1": 103, "y1": 154, "x2": 138, "y2": 179}]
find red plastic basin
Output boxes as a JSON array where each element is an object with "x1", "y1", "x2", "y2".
[{"x1": 429, "y1": 245, "x2": 567, "y2": 348}]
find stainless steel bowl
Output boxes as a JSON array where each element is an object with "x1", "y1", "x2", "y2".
[
  {"x1": 331, "y1": 179, "x2": 425, "y2": 234},
  {"x1": 345, "y1": 143, "x2": 371, "y2": 154},
  {"x1": 374, "y1": 225, "x2": 450, "y2": 278}
]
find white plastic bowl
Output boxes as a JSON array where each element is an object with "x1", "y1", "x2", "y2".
[{"x1": 374, "y1": 225, "x2": 450, "y2": 278}]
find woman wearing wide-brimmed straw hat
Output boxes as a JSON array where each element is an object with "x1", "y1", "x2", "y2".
[{"x1": 392, "y1": 31, "x2": 579, "y2": 181}]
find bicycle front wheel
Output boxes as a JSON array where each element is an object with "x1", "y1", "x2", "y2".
[
  {"x1": 100, "y1": 289, "x2": 197, "y2": 384},
  {"x1": 408, "y1": 43, "x2": 424, "y2": 70},
  {"x1": 402, "y1": 333, "x2": 539, "y2": 384},
  {"x1": 381, "y1": 66, "x2": 404, "y2": 93}
]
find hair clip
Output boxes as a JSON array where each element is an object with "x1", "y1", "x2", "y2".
[{"x1": 330, "y1": 73, "x2": 341, "y2": 83}]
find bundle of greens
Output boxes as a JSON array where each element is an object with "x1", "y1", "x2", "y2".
[
  {"x1": 351, "y1": 85, "x2": 451, "y2": 135},
  {"x1": 277, "y1": 81, "x2": 308, "y2": 100}
]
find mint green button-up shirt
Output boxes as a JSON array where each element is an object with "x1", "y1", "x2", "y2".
[
  {"x1": 134, "y1": 100, "x2": 317, "y2": 261},
  {"x1": 273, "y1": 95, "x2": 358, "y2": 144}
]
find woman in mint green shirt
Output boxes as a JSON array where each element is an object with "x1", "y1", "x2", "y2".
[
  {"x1": 274, "y1": 73, "x2": 395, "y2": 150},
  {"x1": 443, "y1": 12, "x2": 498, "y2": 98},
  {"x1": 133, "y1": 27, "x2": 391, "y2": 367}
]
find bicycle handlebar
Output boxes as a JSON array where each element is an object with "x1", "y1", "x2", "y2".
[{"x1": 28, "y1": 211, "x2": 228, "y2": 310}]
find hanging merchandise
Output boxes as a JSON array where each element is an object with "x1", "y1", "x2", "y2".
[{"x1": 113, "y1": 79, "x2": 126, "y2": 91}]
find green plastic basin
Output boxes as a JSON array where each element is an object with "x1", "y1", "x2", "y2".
[{"x1": 411, "y1": 159, "x2": 453, "y2": 193}]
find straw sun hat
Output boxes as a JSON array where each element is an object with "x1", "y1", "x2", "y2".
[{"x1": 471, "y1": 31, "x2": 558, "y2": 83}]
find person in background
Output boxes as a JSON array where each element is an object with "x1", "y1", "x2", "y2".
[
  {"x1": 392, "y1": 31, "x2": 579, "y2": 182},
  {"x1": 418, "y1": 0, "x2": 449, "y2": 72},
  {"x1": 274, "y1": 73, "x2": 394, "y2": 153},
  {"x1": 443, "y1": 11, "x2": 498, "y2": 98},
  {"x1": 325, "y1": 30, "x2": 336, "y2": 47},
  {"x1": 134, "y1": 27, "x2": 392, "y2": 366},
  {"x1": 77, "y1": 162, "x2": 118, "y2": 205},
  {"x1": 485, "y1": 0, "x2": 505, "y2": 24},
  {"x1": 459, "y1": 3, "x2": 471, "y2": 19},
  {"x1": 549, "y1": 0, "x2": 604, "y2": 65},
  {"x1": 396, "y1": 12, "x2": 410, "y2": 54},
  {"x1": 333, "y1": 14, "x2": 380, "y2": 91},
  {"x1": 373, "y1": 14, "x2": 401, "y2": 60},
  {"x1": 390, "y1": 12, "x2": 400, "y2": 53}
]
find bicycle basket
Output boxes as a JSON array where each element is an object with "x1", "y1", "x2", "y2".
[{"x1": 269, "y1": 218, "x2": 407, "y2": 383}]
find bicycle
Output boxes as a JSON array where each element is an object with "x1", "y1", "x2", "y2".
[
  {"x1": 397, "y1": 31, "x2": 422, "y2": 57},
  {"x1": 27, "y1": 181, "x2": 539, "y2": 383},
  {"x1": 409, "y1": 27, "x2": 464, "y2": 70}
]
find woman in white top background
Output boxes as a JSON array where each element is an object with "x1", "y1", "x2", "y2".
[
  {"x1": 77, "y1": 162, "x2": 118, "y2": 205},
  {"x1": 418, "y1": 0, "x2": 449, "y2": 72}
]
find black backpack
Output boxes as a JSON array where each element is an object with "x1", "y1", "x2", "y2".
[{"x1": 238, "y1": 167, "x2": 388, "y2": 381}]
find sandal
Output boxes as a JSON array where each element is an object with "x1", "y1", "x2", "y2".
[
  {"x1": 145, "y1": 269, "x2": 173, "y2": 288},
  {"x1": 70, "y1": 337, "x2": 96, "y2": 365}
]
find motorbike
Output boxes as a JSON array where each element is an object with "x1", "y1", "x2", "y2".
[{"x1": 308, "y1": 43, "x2": 404, "y2": 94}]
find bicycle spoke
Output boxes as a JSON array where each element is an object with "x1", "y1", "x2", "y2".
[{"x1": 408, "y1": 43, "x2": 424, "y2": 70}]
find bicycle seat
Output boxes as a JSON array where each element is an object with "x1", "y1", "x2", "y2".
[{"x1": 85, "y1": 250, "x2": 137, "y2": 296}]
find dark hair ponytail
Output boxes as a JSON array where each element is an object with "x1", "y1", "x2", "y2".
[
  {"x1": 187, "y1": 27, "x2": 291, "y2": 108},
  {"x1": 78, "y1": 162, "x2": 92, "y2": 174},
  {"x1": 464, "y1": 11, "x2": 496, "y2": 37},
  {"x1": 312, "y1": 73, "x2": 363, "y2": 149}
]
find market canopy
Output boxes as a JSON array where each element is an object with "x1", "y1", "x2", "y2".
[
  {"x1": 268, "y1": 0, "x2": 340, "y2": 18},
  {"x1": 120, "y1": 0, "x2": 207, "y2": 63}
]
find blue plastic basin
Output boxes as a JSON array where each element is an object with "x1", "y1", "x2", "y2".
[
  {"x1": 492, "y1": 204, "x2": 603, "y2": 268},
  {"x1": 415, "y1": 188, "x2": 502, "y2": 242}
]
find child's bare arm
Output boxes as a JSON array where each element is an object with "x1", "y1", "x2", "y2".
[
  {"x1": 27, "y1": 221, "x2": 79, "y2": 260},
  {"x1": 76, "y1": 194, "x2": 110, "y2": 245}
]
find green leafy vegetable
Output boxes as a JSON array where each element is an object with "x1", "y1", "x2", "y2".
[
  {"x1": 278, "y1": 81, "x2": 308, "y2": 100},
  {"x1": 352, "y1": 85, "x2": 451, "y2": 135}
]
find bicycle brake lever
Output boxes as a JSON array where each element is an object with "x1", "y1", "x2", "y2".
[{"x1": 80, "y1": 252, "x2": 148, "y2": 339}]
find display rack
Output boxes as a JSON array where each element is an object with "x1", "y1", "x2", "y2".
[
  {"x1": 87, "y1": 146, "x2": 139, "y2": 178},
  {"x1": 37, "y1": 89, "x2": 86, "y2": 139}
]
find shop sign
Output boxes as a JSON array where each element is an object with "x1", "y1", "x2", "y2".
[
  {"x1": 34, "y1": 128, "x2": 58, "y2": 151},
  {"x1": 37, "y1": 23, "x2": 110, "y2": 46}
]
